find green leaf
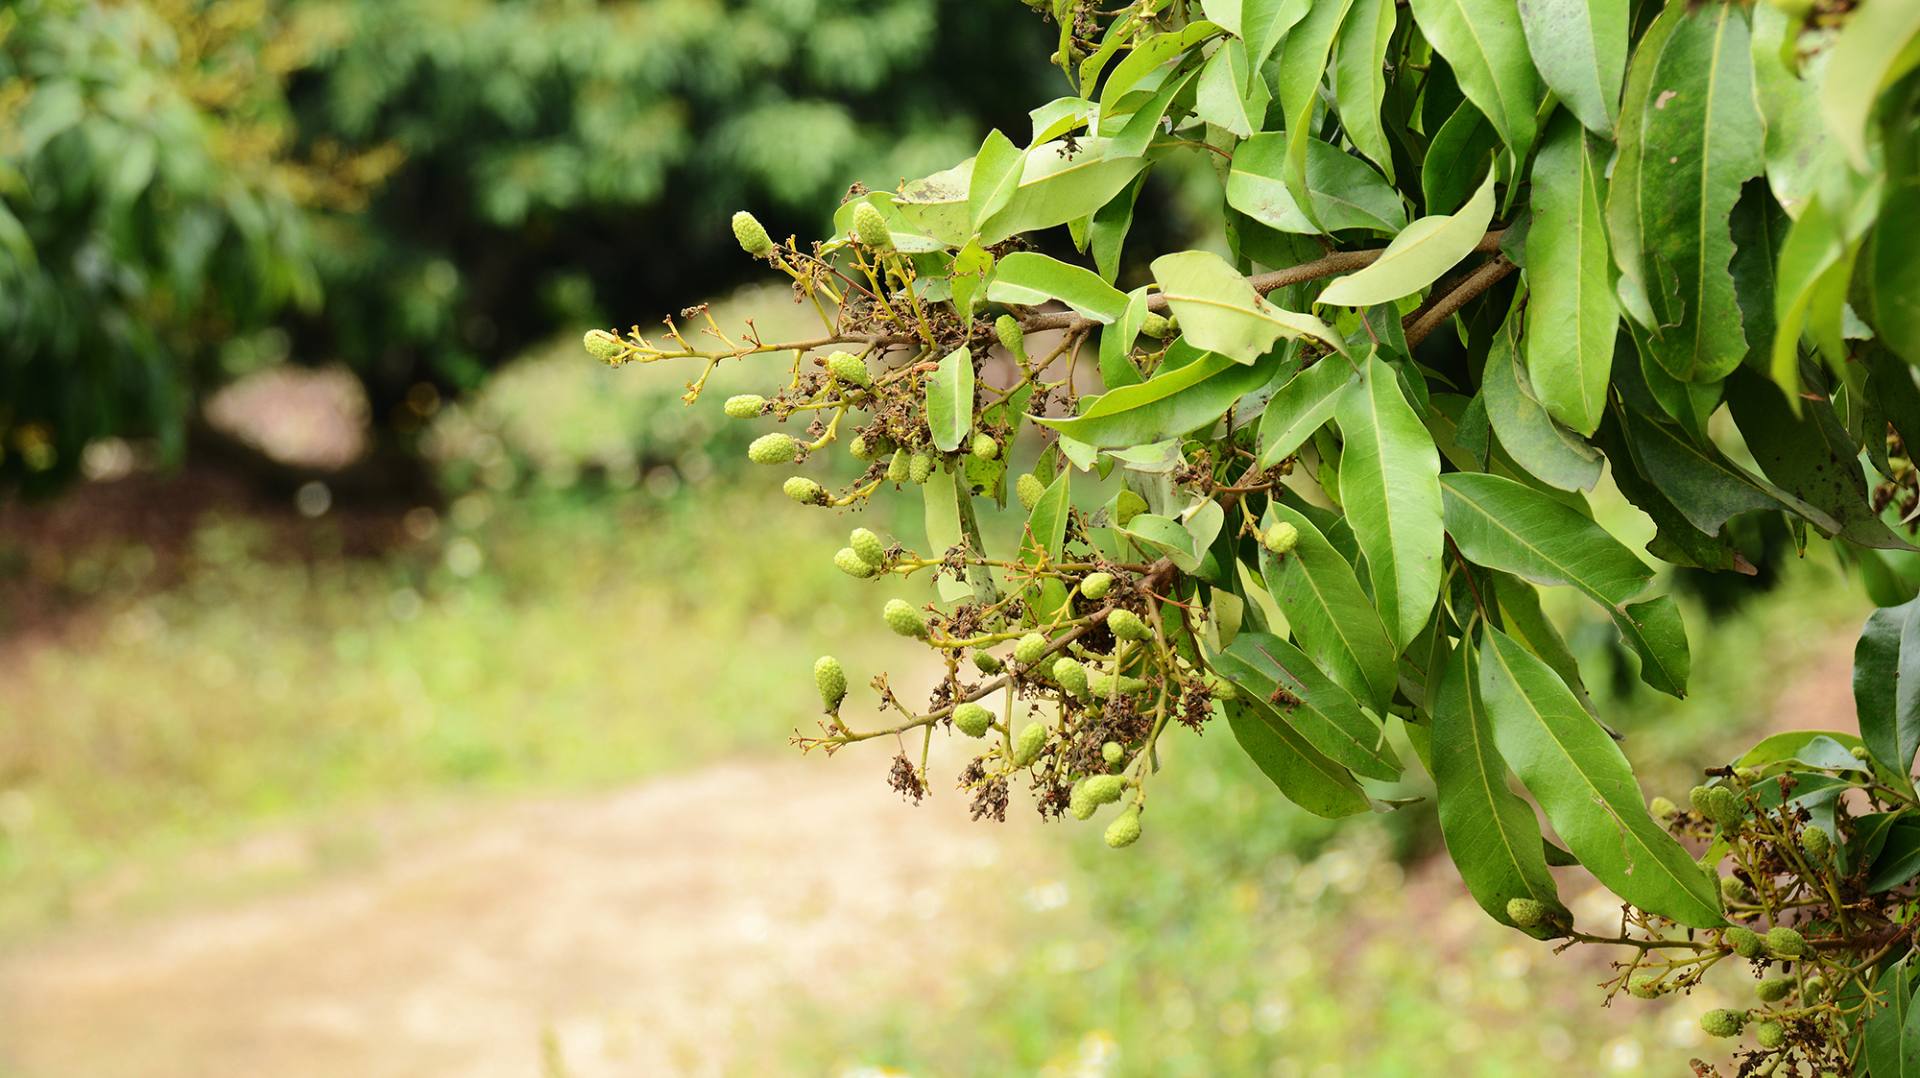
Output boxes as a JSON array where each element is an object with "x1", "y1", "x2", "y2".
[
  {"x1": 1439, "y1": 473, "x2": 1651, "y2": 606},
  {"x1": 1097, "y1": 22, "x2": 1221, "y2": 117},
  {"x1": 1614, "y1": 403, "x2": 1840, "y2": 537},
  {"x1": 1224, "y1": 698, "x2": 1372, "y2": 819},
  {"x1": 1477, "y1": 628, "x2": 1724, "y2": 927},
  {"x1": 1317, "y1": 168, "x2": 1496, "y2": 308},
  {"x1": 1034, "y1": 351, "x2": 1278, "y2": 448},
  {"x1": 1483, "y1": 306, "x2": 1603, "y2": 492},
  {"x1": 922, "y1": 467, "x2": 972, "y2": 604},
  {"x1": 1611, "y1": 594, "x2": 1690, "y2": 699},
  {"x1": 968, "y1": 129, "x2": 1026, "y2": 234},
  {"x1": 1611, "y1": 1, "x2": 1763, "y2": 383},
  {"x1": 1868, "y1": 818, "x2": 1920, "y2": 894},
  {"x1": 1864, "y1": 958, "x2": 1920, "y2": 1077},
  {"x1": 1193, "y1": 38, "x2": 1267, "y2": 138},
  {"x1": 1098, "y1": 288, "x2": 1150, "y2": 388},
  {"x1": 1595, "y1": 410, "x2": 1750, "y2": 573},
  {"x1": 1867, "y1": 180, "x2": 1920, "y2": 366},
  {"x1": 1524, "y1": 114, "x2": 1617, "y2": 436},
  {"x1": 1152, "y1": 250, "x2": 1346, "y2": 361},
  {"x1": 1409, "y1": 0, "x2": 1541, "y2": 159},
  {"x1": 1259, "y1": 502, "x2": 1398, "y2": 711},
  {"x1": 1821, "y1": 0, "x2": 1920, "y2": 172},
  {"x1": 1490, "y1": 572, "x2": 1600, "y2": 719},
  {"x1": 1273, "y1": 0, "x2": 1359, "y2": 234},
  {"x1": 1226, "y1": 135, "x2": 1408, "y2": 236},
  {"x1": 1216, "y1": 632, "x2": 1402, "y2": 781},
  {"x1": 1734, "y1": 730, "x2": 1870, "y2": 775},
  {"x1": 1606, "y1": 2, "x2": 1682, "y2": 331},
  {"x1": 979, "y1": 138, "x2": 1152, "y2": 246},
  {"x1": 1257, "y1": 358, "x2": 1360, "y2": 468},
  {"x1": 1420, "y1": 102, "x2": 1500, "y2": 221},
  {"x1": 1332, "y1": 0, "x2": 1398, "y2": 182},
  {"x1": 926, "y1": 347, "x2": 975, "y2": 453},
  {"x1": 1749, "y1": 5, "x2": 1837, "y2": 218},
  {"x1": 1020, "y1": 471, "x2": 1074, "y2": 623},
  {"x1": 1855, "y1": 598, "x2": 1920, "y2": 785},
  {"x1": 1201, "y1": 0, "x2": 1309, "y2": 69},
  {"x1": 1769, "y1": 181, "x2": 1874, "y2": 390},
  {"x1": 1029, "y1": 96, "x2": 1096, "y2": 145},
  {"x1": 986, "y1": 252, "x2": 1131, "y2": 324},
  {"x1": 1516, "y1": 0, "x2": 1625, "y2": 136},
  {"x1": 1122, "y1": 510, "x2": 1216, "y2": 573},
  {"x1": 1335, "y1": 351, "x2": 1445, "y2": 649},
  {"x1": 1432, "y1": 637, "x2": 1562, "y2": 929},
  {"x1": 893, "y1": 158, "x2": 977, "y2": 249}
]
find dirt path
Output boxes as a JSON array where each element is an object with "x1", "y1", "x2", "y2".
[{"x1": 0, "y1": 749, "x2": 1032, "y2": 1078}]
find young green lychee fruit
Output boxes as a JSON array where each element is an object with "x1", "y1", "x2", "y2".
[
  {"x1": 995, "y1": 314, "x2": 1025, "y2": 357},
  {"x1": 748, "y1": 432, "x2": 799, "y2": 464},
  {"x1": 1082, "y1": 774, "x2": 1126, "y2": 805},
  {"x1": 1081, "y1": 572, "x2": 1113, "y2": 600},
  {"x1": 1753, "y1": 1020, "x2": 1785, "y2": 1050},
  {"x1": 1755, "y1": 977, "x2": 1794, "y2": 1003},
  {"x1": 783, "y1": 476, "x2": 825, "y2": 504},
  {"x1": 1204, "y1": 671, "x2": 1238, "y2": 700},
  {"x1": 1262, "y1": 521, "x2": 1300, "y2": 556},
  {"x1": 1764, "y1": 926, "x2": 1807, "y2": 959},
  {"x1": 732, "y1": 210, "x2": 775, "y2": 257},
  {"x1": 1011, "y1": 722, "x2": 1046, "y2": 767},
  {"x1": 583, "y1": 329, "x2": 624, "y2": 363},
  {"x1": 1014, "y1": 633, "x2": 1048, "y2": 666},
  {"x1": 1107, "y1": 608, "x2": 1151, "y2": 642},
  {"x1": 970, "y1": 433, "x2": 998, "y2": 460},
  {"x1": 825, "y1": 350, "x2": 870, "y2": 387},
  {"x1": 724, "y1": 394, "x2": 767, "y2": 419},
  {"x1": 1087, "y1": 672, "x2": 1150, "y2": 697},
  {"x1": 887, "y1": 448, "x2": 911, "y2": 483},
  {"x1": 1726, "y1": 926, "x2": 1767, "y2": 959},
  {"x1": 1104, "y1": 808, "x2": 1142, "y2": 848},
  {"x1": 849, "y1": 434, "x2": 879, "y2": 460},
  {"x1": 1689, "y1": 784, "x2": 1714, "y2": 816},
  {"x1": 883, "y1": 598, "x2": 926, "y2": 638},
  {"x1": 952, "y1": 701, "x2": 992, "y2": 738},
  {"x1": 1801, "y1": 826, "x2": 1831, "y2": 859},
  {"x1": 1648, "y1": 795, "x2": 1678, "y2": 821},
  {"x1": 1506, "y1": 897, "x2": 1547, "y2": 928},
  {"x1": 1700, "y1": 1009, "x2": 1745, "y2": 1038},
  {"x1": 834, "y1": 547, "x2": 878, "y2": 578},
  {"x1": 1851, "y1": 745, "x2": 1870, "y2": 760},
  {"x1": 850, "y1": 527, "x2": 887, "y2": 568},
  {"x1": 971, "y1": 650, "x2": 1002, "y2": 674},
  {"x1": 1052, "y1": 657, "x2": 1089, "y2": 699},
  {"x1": 908, "y1": 452, "x2": 935, "y2": 484},
  {"x1": 1016, "y1": 472, "x2": 1046, "y2": 510},
  {"x1": 1721, "y1": 876, "x2": 1753, "y2": 903},
  {"x1": 1627, "y1": 974, "x2": 1665, "y2": 999},
  {"x1": 1069, "y1": 781, "x2": 1097, "y2": 820},
  {"x1": 1102, "y1": 741, "x2": 1124, "y2": 766},
  {"x1": 1706, "y1": 785, "x2": 1745, "y2": 829},
  {"x1": 1803, "y1": 975, "x2": 1827, "y2": 998},
  {"x1": 852, "y1": 201, "x2": 893, "y2": 251},
  {"x1": 1140, "y1": 312, "x2": 1174, "y2": 339},
  {"x1": 814, "y1": 655, "x2": 847, "y2": 710}
]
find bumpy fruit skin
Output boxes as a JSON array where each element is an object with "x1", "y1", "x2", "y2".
[
  {"x1": 814, "y1": 655, "x2": 847, "y2": 710},
  {"x1": 852, "y1": 201, "x2": 893, "y2": 250},
  {"x1": 1263, "y1": 521, "x2": 1300, "y2": 556},
  {"x1": 971, "y1": 650, "x2": 1002, "y2": 674},
  {"x1": 908, "y1": 453, "x2": 935, "y2": 484},
  {"x1": 1753, "y1": 1020, "x2": 1786, "y2": 1050},
  {"x1": 1851, "y1": 745, "x2": 1870, "y2": 760},
  {"x1": 1088, "y1": 672, "x2": 1149, "y2": 697},
  {"x1": 783, "y1": 476, "x2": 825, "y2": 504},
  {"x1": 1204, "y1": 671, "x2": 1238, "y2": 700},
  {"x1": 583, "y1": 329, "x2": 624, "y2": 363},
  {"x1": 1803, "y1": 976, "x2": 1828, "y2": 999},
  {"x1": 1755, "y1": 977, "x2": 1793, "y2": 1003},
  {"x1": 1801, "y1": 826, "x2": 1831, "y2": 859},
  {"x1": 887, "y1": 448, "x2": 911, "y2": 483},
  {"x1": 1140, "y1": 312, "x2": 1174, "y2": 339},
  {"x1": 1104, "y1": 809, "x2": 1142, "y2": 848},
  {"x1": 1107, "y1": 608, "x2": 1151, "y2": 642},
  {"x1": 1081, "y1": 572, "x2": 1113, "y2": 601},
  {"x1": 1102, "y1": 741, "x2": 1124, "y2": 766},
  {"x1": 1627, "y1": 975, "x2": 1664, "y2": 999},
  {"x1": 849, "y1": 434, "x2": 878, "y2": 460},
  {"x1": 1726, "y1": 926, "x2": 1767, "y2": 959},
  {"x1": 952, "y1": 702, "x2": 992, "y2": 738},
  {"x1": 995, "y1": 314, "x2": 1025, "y2": 357},
  {"x1": 1011, "y1": 722, "x2": 1046, "y2": 767},
  {"x1": 1069, "y1": 782, "x2": 1097, "y2": 820},
  {"x1": 1700, "y1": 1009, "x2": 1745, "y2": 1038},
  {"x1": 1765, "y1": 926, "x2": 1807, "y2": 959},
  {"x1": 748, "y1": 432, "x2": 800, "y2": 464},
  {"x1": 1689, "y1": 784, "x2": 1714, "y2": 816},
  {"x1": 1721, "y1": 875, "x2": 1753, "y2": 903},
  {"x1": 732, "y1": 210, "x2": 775, "y2": 257},
  {"x1": 1016, "y1": 472, "x2": 1046, "y2": 510},
  {"x1": 970, "y1": 433, "x2": 999, "y2": 460},
  {"x1": 1014, "y1": 633, "x2": 1048, "y2": 666},
  {"x1": 1648, "y1": 796, "x2": 1678, "y2": 821},
  {"x1": 724, "y1": 394, "x2": 767, "y2": 419},
  {"x1": 834, "y1": 547, "x2": 878, "y2": 578},
  {"x1": 883, "y1": 598, "x2": 926, "y2": 638},
  {"x1": 826, "y1": 351, "x2": 870, "y2": 387},
  {"x1": 1706, "y1": 785, "x2": 1745, "y2": 829},
  {"x1": 1506, "y1": 897, "x2": 1547, "y2": 928},
  {"x1": 1053, "y1": 658, "x2": 1089, "y2": 699},
  {"x1": 1082, "y1": 774, "x2": 1126, "y2": 805},
  {"x1": 850, "y1": 528, "x2": 887, "y2": 568}
]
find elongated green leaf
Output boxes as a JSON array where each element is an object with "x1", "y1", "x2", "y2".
[
  {"x1": 968, "y1": 129, "x2": 1026, "y2": 234},
  {"x1": 1478, "y1": 629, "x2": 1723, "y2": 927},
  {"x1": 1821, "y1": 0, "x2": 1920, "y2": 171},
  {"x1": 1029, "y1": 96, "x2": 1095, "y2": 145},
  {"x1": 1525, "y1": 114, "x2": 1617, "y2": 436},
  {"x1": 1868, "y1": 180, "x2": 1920, "y2": 366},
  {"x1": 1735, "y1": 730, "x2": 1870, "y2": 775},
  {"x1": 987, "y1": 252, "x2": 1130, "y2": 324},
  {"x1": 1273, "y1": 0, "x2": 1359, "y2": 233},
  {"x1": 1217, "y1": 633, "x2": 1401, "y2": 780},
  {"x1": 1317, "y1": 169, "x2": 1496, "y2": 308},
  {"x1": 1606, "y1": 2, "x2": 1683, "y2": 330},
  {"x1": 926, "y1": 347, "x2": 975, "y2": 453},
  {"x1": 1615, "y1": 403, "x2": 1841, "y2": 536},
  {"x1": 1335, "y1": 352, "x2": 1444, "y2": 649},
  {"x1": 1440, "y1": 473, "x2": 1651, "y2": 605},
  {"x1": 1433, "y1": 637, "x2": 1562, "y2": 930},
  {"x1": 1615, "y1": 2, "x2": 1764, "y2": 383},
  {"x1": 1594, "y1": 410, "x2": 1750, "y2": 573},
  {"x1": 1260, "y1": 502, "x2": 1398, "y2": 710},
  {"x1": 1855, "y1": 598, "x2": 1920, "y2": 786},
  {"x1": 1020, "y1": 471, "x2": 1073, "y2": 622},
  {"x1": 1224, "y1": 698, "x2": 1371, "y2": 818},
  {"x1": 1097, "y1": 22, "x2": 1221, "y2": 116},
  {"x1": 1749, "y1": 5, "x2": 1836, "y2": 218},
  {"x1": 1770, "y1": 181, "x2": 1875, "y2": 391},
  {"x1": 922, "y1": 467, "x2": 972, "y2": 603},
  {"x1": 1098, "y1": 288, "x2": 1150, "y2": 388},
  {"x1": 1611, "y1": 594, "x2": 1690, "y2": 698},
  {"x1": 1034, "y1": 351, "x2": 1278, "y2": 448},
  {"x1": 979, "y1": 138, "x2": 1151, "y2": 246},
  {"x1": 1257, "y1": 358, "x2": 1360, "y2": 467},
  {"x1": 1200, "y1": 0, "x2": 1305, "y2": 69},
  {"x1": 1421, "y1": 101, "x2": 1499, "y2": 220},
  {"x1": 1484, "y1": 307, "x2": 1603, "y2": 492},
  {"x1": 1227, "y1": 135, "x2": 1408, "y2": 236},
  {"x1": 1409, "y1": 0, "x2": 1540, "y2": 159},
  {"x1": 1869, "y1": 818, "x2": 1920, "y2": 894},
  {"x1": 1152, "y1": 250, "x2": 1346, "y2": 361},
  {"x1": 1193, "y1": 38, "x2": 1267, "y2": 138},
  {"x1": 1864, "y1": 958, "x2": 1920, "y2": 1078},
  {"x1": 1516, "y1": 0, "x2": 1625, "y2": 136},
  {"x1": 1491, "y1": 572, "x2": 1599, "y2": 719},
  {"x1": 1332, "y1": 0, "x2": 1398, "y2": 182}
]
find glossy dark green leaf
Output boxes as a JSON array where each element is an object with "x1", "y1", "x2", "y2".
[
  {"x1": 1217, "y1": 632, "x2": 1402, "y2": 780},
  {"x1": 1484, "y1": 306, "x2": 1603, "y2": 492},
  {"x1": 1490, "y1": 572, "x2": 1599, "y2": 719},
  {"x1": 1595, "y1": 409, "x2": 1750, "y2": 573},
  {"x1": 1256, "y1": 358, "x2": 1360, "y2": 468},
  {"x1": 1224, "y1": 698, "x2": 1372, "y2": 819},
  {"x1": 1734, "y1": 730, "x2": 1870, "y2": 774},
  {"x1": 1420, "y1": 101, "x2": 1499, "y2": 219},
  {"x1": 1867, "y1": 180, "x2": 1920, "y2": 366},
  {"x1": 925, "y1": 346, "x2": 975, "y2": 453},
  {"x1": 1864, "y1": 957, "x2": 1920, "y2": 1077},
  {"x1": 1332, "y1": 0, "x2": 1398, "y2": 182},
  {"x1": 1855, "y1": 597, "x2": 1920, "y2": 785},
  {"x1": 1820, "y1": 0, "x2": 1920, "y2": 171},
  {"x1": 1524, "y1": 114, "x2": 1617, "y2": 436},
  {"x1": 1259, "y1": 502, "x2": 1398, "y2": 711},
  {"x1": 1614, "y1": 403, "x2": 1840, "y2": 537},
  {"x1": 1516, "y1": 0, "x2": 1626, "y2": 136},
  {"x1": 1335, "y1": 351, "x2": 1445, "y2": 649},
  {"x1": 1409, "y1": 0, "x2": 1541, "y2": 160},
  {"x1": 1869, "y1": 818, "x2": 1920, "y2": 894},
  {"x1": 1273, "y1": 0, "x2": 1358, "y2": 233}
]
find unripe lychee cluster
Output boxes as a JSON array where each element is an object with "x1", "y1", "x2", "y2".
[
  {"x1": 1107, "y1": 608, "x2": 1151, "y2": 642},
  {"x1": 850, "y1": 528, "x2": 887, "y2": 568},
  {"x1": 1016, "y1": 472, "x2": 1045, "y2": 510},
  {"x1": 1080, "y1": 572, "x2": 1113, "y2": 600},
  {"x1": 852, "y1": 202, "x2": 893, "y2": 251}
]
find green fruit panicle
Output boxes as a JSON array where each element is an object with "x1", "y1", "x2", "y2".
[
  {"x1": 1140, "y1": 312, "x2": 1174, "y2": 339},
  {"x1": 1014, "y1": 633, "x2": 1048, "y2": 666},
  {"x1": 952, "y1": 701, "x2": 992, "y2": 738},
  {"x1": 1765, "y1": 926, "x2": 1807, "y2": 959},
  {"x1": 852, "y1": 201, "x2": 893, "y2": 250},
  {"x1": 583, "y1": 329, "x2": 625, "y2": 363},
  {"x1": 1011, "y1": 722, "x2": 1046, "y2": 767},
  {"x1": 1689, "y1": 785, "x2": 1714, "y2": 816},
  {"x1": 783, "y1": 476, "x2": 825, "y2": 504},
  {"x1": 813, "y1": 655, "x2": 847, "y2": 710},
  {"x1": 1080, "y1": 572, "x2": 1113, "y2": 600},
  {"x1": 826, "y1": 350, "x2": 871, "y2": 387},
  {"x1": 748, "y1": 432, "x2": 800, "y2": 464},
  {"x1": 834, "y1": 547, "x2": 878, "y2": 578},
  {"x1": 1706, "y1": 785, "x2": 1745, "y2": 829},
  {"x1": 1069, "y1": 781, "x2": 1097, "y2": 819},
  {"x1": 732, "y1": 210, "x2": 775, "y2": 257},
  {"x1": 1016, "y1": 472, "x2": 1046, "y2": 510},
  {"x1": 1262, "y1": 521, "x2": 1299, "y2": 556},
  {"x1": 849, "y1": 434, "x2": 878, "y2": 460},
  {"x1": 1107, "y1": 608, "x2": 1151, "y2": 642},
  {"x1": 1801, "y1": 826, "x2": 1831, "y2": 859},
  {"x1": 850, "y1": 527, "x2": 887, "y2": 567},
  {"x1": 1700, "y1": 1009, "x2": 1745, "y2": 1038},
  {"x1": 972, "y1": 650, "x2": 1002, "y2": 674},
  {"x1": 724, "y1": 394, "x2": 767, "y2": 419},
  {"x1": 1104, "y1": 808, "x2": 1142, "y2": 848},
  {"x1": 1627, "y1": 974, "x2": 1665, "y2": 999},
  {"x1": 883, "y1": 598, "x2": 926, "y2": 638},
  {"x1": 1506, "y1": 897, "x2": 1547, "y2": 928}
]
